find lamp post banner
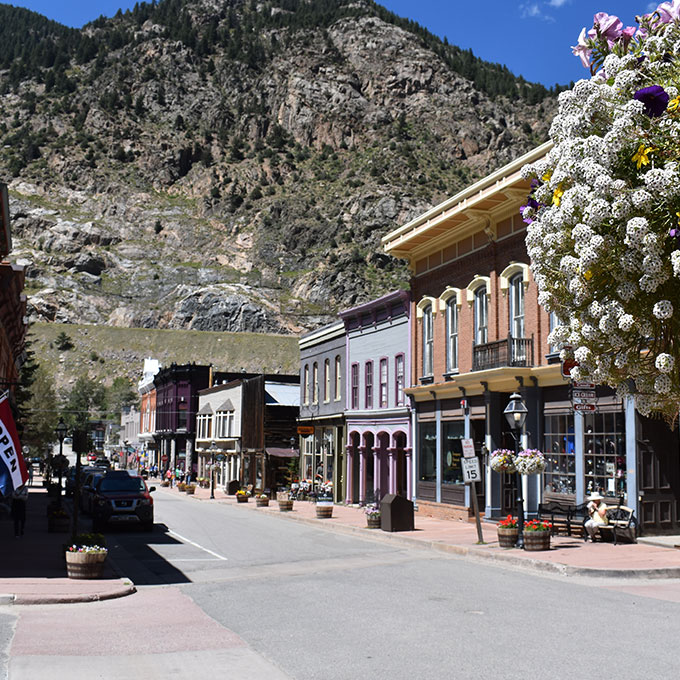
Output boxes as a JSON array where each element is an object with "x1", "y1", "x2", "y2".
[{"x1": 0, "y1": 394, "x2": 29, "y2": 495}]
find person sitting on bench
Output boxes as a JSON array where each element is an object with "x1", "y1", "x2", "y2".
[{"x1": 585, "y1": 492, "x2": 608, "y2": 541}]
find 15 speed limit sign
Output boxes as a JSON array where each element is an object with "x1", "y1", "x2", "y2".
[{"x1": 461, "y1": 456, "x2": 481, "y2": 483}]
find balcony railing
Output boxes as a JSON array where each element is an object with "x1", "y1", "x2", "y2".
[{"x1": 472, "y1": 335, "x2": 534, "y2": 372}]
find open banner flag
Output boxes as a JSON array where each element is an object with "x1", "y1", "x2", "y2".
[{"x1": 0, "y1": 393, "x2": 29, "y2": 496}]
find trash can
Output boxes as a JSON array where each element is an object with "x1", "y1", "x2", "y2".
[{"x1": 380, "y1": 494, "x2": 414, "y2": 532}]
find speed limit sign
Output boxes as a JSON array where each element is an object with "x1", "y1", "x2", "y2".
[{"x1": 461, "y1": 456, "x2": 481, "y2": 483}]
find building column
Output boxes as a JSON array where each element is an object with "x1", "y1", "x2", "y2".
[
  {"x1": 387, "y1": 447, "x2": 397, "y2": 495},
  {"x1": 345, "y1": 445, "x2": 354, "y2": 504},
  {"x1": 624, "y1": 397, "x2": 637, "y2": 514},
  {"x1": 405, "y1": 448, "x2": 413, "y2": 501},
  {"x1": 575, "y1": 410, "x2": 585, "y2": 504},
  {"x1": 170, "y1": 439, "x2": 176, "y2": 472},
  {"x1": 373, "y1": 447, "x2": 380, "y2": 501},
  {"x1": 358, "y1": 446, "x2": 366, "y2": 503}
]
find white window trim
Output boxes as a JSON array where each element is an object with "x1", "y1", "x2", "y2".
[
  {"x1": 499, "y1": 262, "x2": 530, "y2": 295},
  {"x1": 466, "y1": 275, "x2": 491, "y2": 305},
  {"x1": 438, "y1": 286, "x2": 462, "y2": 312},
  {"x1": 416, "y1": 295, "x2": 438, "y2": 318}
]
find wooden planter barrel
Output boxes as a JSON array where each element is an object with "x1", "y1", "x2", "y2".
[
  {"x1": 278, "y1": 499, "x2": 293, "y2": 512},
  {"x1": 255, "y1": 498, "x2": 269, "y2": 508},
  {"x1": 185, "y1": 486, "x2": 196, "y2": 495},
  {"x1": 236, "y1": 495, "x2": 248, "y2": 503},
  {"x1": 497, "y1": 527, "x2": 519, "y2": 548},
  {"x1": 316, "y1": 505, "x2": 333, "y2": 519},
  {"x1": 523, "y1": 530, "x2": 550, "y2": 551},
  {"x1": 366, "y1": 516, "x2": 381, "y2": 529},
  {"x1": 65, "y1": 551, "x2": 107, "y2": 579}
]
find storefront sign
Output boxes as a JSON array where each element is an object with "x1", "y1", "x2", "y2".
[
  {"x1": 461, "y1": 438, "x2": 475, "y2": 458},
  {"x1": 573, "y1": 403, "x2": 596, "y2": 412},
  {"x1": 573, "y1": 389, "x2": 596, "y2": 401},
  {"x1": 573, "y1": 381, "x2": 595, "y2": 389},
  {"x1": 461, "y1": 456, "x2": 481, "y2": 483},
  {"x1": 297, "y1": 426, "x2": 315, "y2": 436}
]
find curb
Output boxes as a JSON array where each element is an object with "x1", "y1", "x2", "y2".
[{"x1": 12, "y1": 583, "x2": 137, "y2": 606}]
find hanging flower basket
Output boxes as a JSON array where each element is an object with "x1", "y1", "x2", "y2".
[
  {"x1": 514, "y1": 449, "x2": 546, "y2": 475},
  {"x1": 489, "y1": 449, "x2": 517, "y2": 474}
]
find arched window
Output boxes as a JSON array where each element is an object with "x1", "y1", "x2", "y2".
[
  {"x1": 334, "y1": 355, "x2": 342, "y2": 400},
  {"x1": 422, "y1": 304, "x2": 434, "y2": 376},
  {"x1": 474, "y1": 287, "x2": 488, "y2": 345},
  {"x1": 440, "y1": 287, "x2": 461, "y2": 373},
  {"x1": 312, "y1": 362, "x2": 319, "y2": 404},
  {"x1": 303, "y1": 365, "x2": 310, "y2": 405},
  {"x1": 509, "y1": 273, "x2": 525, "y2": 338},
  {"x1": 324, "y1": 358, "x2": 330, "y2": 402}
]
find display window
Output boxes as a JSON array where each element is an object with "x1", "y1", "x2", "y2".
[
  {"x1": 584, "y1": 411, "x2": 626, "y2": 499},
  {"x1": 543, "y1": 414, "x2": 575, "y2": 495}
]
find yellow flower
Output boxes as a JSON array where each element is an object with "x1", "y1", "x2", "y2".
[
  {"x1": 542, "y1": 170, "x2": 553, "y2": 182},
  {"x1": 552, "y1": 185, "x2": 564, "y2": 206},
  {"x1": 632, "y1": 144, "x2": 655, "y2": 170},
  {"x1": 583, "y1": 269, "x2": 593, "y2": 281},
  {"x1": 669, "y1": 97, "x2": 680, "y2": 112}
]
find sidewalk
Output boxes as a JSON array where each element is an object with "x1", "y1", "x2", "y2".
[
  {"x1": 4, "y1": 479, "x2": 680, "y2": 607},
  {"x1": 168, "y1": 481, "x2": 680, "y2": 580},
  {"x1": 0, "y1": 481, "x2": 135, "y2": 605}
]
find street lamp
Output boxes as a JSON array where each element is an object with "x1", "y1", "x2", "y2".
[
  {"x1": 55, "y1": 418, "x2": 68, "y2": 504},
  {"x1": 210, "y1": 440, "x2": 217, "y2": 499},
  {"x1": 504, "y1": 392, "x2": 528, "y2": 549}
]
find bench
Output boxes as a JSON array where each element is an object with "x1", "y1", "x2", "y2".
[
  {"x1": 594, "y1": 505, "x2": 637, "y2": 544},
  {"x1": 538, "y1": 502, "x2": 588, "y2": 538}
]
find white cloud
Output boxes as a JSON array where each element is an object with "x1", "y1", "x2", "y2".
[
  {"x1": 519, "y1": 2, "x2": 556, "y2": 21},
  {"x1": 547, "y1": 0, "x2": 570, "y2": 7}
]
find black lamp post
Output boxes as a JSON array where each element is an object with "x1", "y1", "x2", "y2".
[
  {"x1": 504, "y1": 392, "x2": 528, "y2": 549},
  {"x1": 55, "y1": 418, "x2": 68, "y2": 504},
  {"x1": 210, "y1": 440, "x2": 217, "y2": 500}
]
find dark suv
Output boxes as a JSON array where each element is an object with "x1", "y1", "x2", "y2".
[{"x1": 91, "y1": 471, "x2": 155, "y2": 531}]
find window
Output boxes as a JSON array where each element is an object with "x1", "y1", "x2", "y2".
[
  {"x1": 351, "y1": 363, "x2": 359, "y2": 409},
  {"x1": 419, "y1": 423, "x2": 436, "y2": 482},
  {"x1": 303, "y1": 364, "x2": 310, "y2": 405},
  {"x1": 509, "y1": 273, "x2": 525, "y2": 338},
  {"x1": 312, "y1": 362, "x2": 319, "y2": 404},
  {"x1": 422, "y1": 304, "x2": 433, "y2": 376},
  {"x1": 443, "y1": 421, "x2": 465, "y2": 485},
  {"x1": 543, "y1": 414, "x2": 576, "y2": 496},
  {"x1": 365, "y1": 361, "x2": 373, "y2": 409},
  {"x1": 324, "y1": 358, "x2": 330, "y2": 402},
  {"x1": 178, "y1": 401, "x2": 187, "y2": 430},
  {"x1": 216, "y1": 411, "x2": 234, "y2": 438},
  {"x1": 474, "y1": 287, "x2": 488, "y2": 345},
  {"x1": 584, "y1": 411, "x2": 626, "y2": 499},
  {"x1": 395, "y1": 354, "x2": 405, "y2": 406},
  {"x1": 379, "y1": 358, "x2": 388, "y2": 408},
  {"x1": 197, "y1": 414, "x2": 212, "y2": 439},
  {"x1": 335, "y1": 355, "x2": 342, "y2": 401},
  {"x1": 549, "y1": 312, "x2": 562, "y2": 354},
  {"x1": 446, "y1": 298, "x2": 458, "y2": 372}
]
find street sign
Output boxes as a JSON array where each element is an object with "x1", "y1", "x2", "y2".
[
  {"x1": 573, "y1": 389, "x2": 596, "y2": 400},
  {"x1": 161, "y1": 454, "x2": 168, "y2": 462},
  {"x1": 461, "y1": 456, "x2": 481, "y2": 483},
  {"x1": 574, "y1": 403, "x2": 596, "y2": 412},
  {"x1": 573, "y1": 381, "x2": 595, "y2": 389},
  {"x1": 462, "y1": 438, "x2": 475, "y2": 458},
  {"x1": 561, "y1": 357, "x2": 579, "y2": 378}
]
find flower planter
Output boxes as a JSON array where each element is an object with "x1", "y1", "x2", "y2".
[
  {"x1": 497, "y1": 526, "x2": 519, "y2": 548},
  {"x1": 524, "y1": 530, "x2": 550, "y2": 551},
  {"x1": 185, "y1": 486, "x2": 196, "y2": 495},
  {"x1": 48, "y1": 517, "x2": 70, "y2": 533},
  {"x1": 65, "y1": 551, "x2": 107, "y2": 579},
  {"x1": 236, "y1": 495, "x2": 248, "y2": 503},
  {"x1": 316, "y1": 504, "x2": 333, "y2": 519},
  {"x1": 278, "y1": 499, "x2": 293, "y2": 512},
  {"x1": 255, "y1": 498, "x2": 269, "y2": 508},
  {"x1": 366, "y1": 516, "x2": 381, "y2": 529}
]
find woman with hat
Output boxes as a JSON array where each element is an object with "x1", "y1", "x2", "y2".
[{"x1": 585, "y1": 492, "x2": 608, "y2": 541}]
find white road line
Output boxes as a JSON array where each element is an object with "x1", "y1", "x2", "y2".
[{"x1": 168, "y1": 530, "x2": 229, "y2": 561}]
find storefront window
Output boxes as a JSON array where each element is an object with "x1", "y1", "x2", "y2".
[
  {"x1": 584, "y1": 411, "x2": 626, "y2": 499},
  {"x1": 419, "y1": 423, "x2": 436, "y2": 482},
  {"x1": 443, "y1": 422, "x2": 464, "y2": 484},
  {"x1": 543, "y1": 414, "x2": 575, "y2": 495}
]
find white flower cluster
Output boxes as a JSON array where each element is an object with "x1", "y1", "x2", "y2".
[{"x1": 522, "y1": 9, "x2": 680, "y2": 421}]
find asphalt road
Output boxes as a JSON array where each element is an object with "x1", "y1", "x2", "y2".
[{"x1": 3, "y1": 490, "x2": 680, "y2": 679}]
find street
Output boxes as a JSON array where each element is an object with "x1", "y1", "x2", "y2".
[{"x1": 3, "y1": 489, "x2": 680, "y2": 679}]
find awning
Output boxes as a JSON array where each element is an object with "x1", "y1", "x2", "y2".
[
  {"x1": 266, "y1": 447, "x2": 297, "y2": 458},
  {"x1": 216, "y1": 399, "x2": 235, "y2": 412},
  {"x1": 197, "y1": 403, "x2": 213, "y2": 415}
]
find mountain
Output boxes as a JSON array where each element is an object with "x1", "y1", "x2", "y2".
[{"x1": 0, "y1": 0, "x2": 558, "y2": 335}]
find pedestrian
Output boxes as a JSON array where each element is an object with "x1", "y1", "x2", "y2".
[
  {"x1": 11, "y1": 484, "x2": 28, "y2": 537},
  {"x1": 28, "y1": 465, "x2": 34, "y2": 487}
]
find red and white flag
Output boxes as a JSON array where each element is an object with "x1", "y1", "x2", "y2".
[{"x1": 0, "y1": 393, "x2": 29, "y2": 493}]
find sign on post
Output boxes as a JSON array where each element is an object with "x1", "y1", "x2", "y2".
[
  {"x1": 461, "y1": 438, "x2": 476, "y2": 458},
  {"x1": 461, "y1": 456, "x2": 481, "y2": 484},
  {"x1": 462, "y1": 454, "x2": 485, "y2": 545}
]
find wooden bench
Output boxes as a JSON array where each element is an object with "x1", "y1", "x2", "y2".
[
  {"x1": 538, "y1": 502, "x2": 587, "y2": 538},
  {"x1": 595, "y1": 505, "x2": 637, "y2": 544}
]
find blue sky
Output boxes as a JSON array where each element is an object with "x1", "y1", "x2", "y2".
[{"x1": 6, "y1": 0, "x2": 659, "y2": 86}]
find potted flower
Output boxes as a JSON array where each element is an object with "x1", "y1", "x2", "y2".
[
  {"x1": 364, "y1": 504, "x2": 381, "y2": 529},
  {"x1": 47, "y1": 503, "x2": 70, "y2": 533},
  {"x1": 255, "y1": 493, "x2": 269, "y2": 508},
  {"x1": 523, "y1": 519, "x2": 552, "y2": 551},
  {"x1": 185, "y1": 483, "x2": 196, "y2": 495},
  {"x1": 315, "y1": 494, "x2": 334, "y2": 519},
  {"x1": 177, "y1": 481, "x2": 187, "y2": 492},
  {"x1": 489, "y1": 449, "x2": 517, "y2": 474},
  {"x1": 514, "y1": 449, "x2": 546, "y2": 475},
  {"x1": 65, "y1": 534, "x2": 108, "y2": 579},
  {"x1": 236, "y1": 489, "x2": 249, "y2": 503},
  {"x1": 277, "y1": 491, "x2": 293, "y2": 512},
  {"x1": 497, "y1": 514, "x2": 519, "y2": 548}
]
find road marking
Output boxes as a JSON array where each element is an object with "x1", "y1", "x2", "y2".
[{"x1": 168, "y1": 530, "x2": 229, "y2": 561}]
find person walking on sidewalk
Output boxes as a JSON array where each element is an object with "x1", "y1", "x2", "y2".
[
  {"x1": 585, "y1": 492, "x2": 608, "y2": 541},
  {"x1": 11, "y1": 484, "x2": 28, "y2": 537}
]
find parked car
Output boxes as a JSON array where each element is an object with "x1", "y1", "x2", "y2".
[
  {"x1": 80, "y1": 470, "x2": 106, "y2": 514},
  {"x1": 91, "y1": 470, "x2": 155, "y2": 532}
]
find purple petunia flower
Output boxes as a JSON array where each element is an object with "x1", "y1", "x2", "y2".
[{"x1": 634, "y1": 85, "x2": 670, "y2": 117}]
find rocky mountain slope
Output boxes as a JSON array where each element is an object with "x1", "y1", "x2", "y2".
[{"x1": 0, "y1": 0, "x2": 558, "y2": 334}]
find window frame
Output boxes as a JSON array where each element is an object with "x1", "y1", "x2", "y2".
[
  {"x1": 422, "y1": 304, "x2": 434, "y2": 377},
  {"x1": 395, "y1": 353, "x2": 405, "y2": 406},
  {"x1": 365, "y1": 360, "x2": 373, "y2": 409},
  {"x1": 379, "y1": 357, "x2": 388, "y2": 408},
  {"x1": 351, "y1": 363, "x2": 359, "y2": 409}
]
